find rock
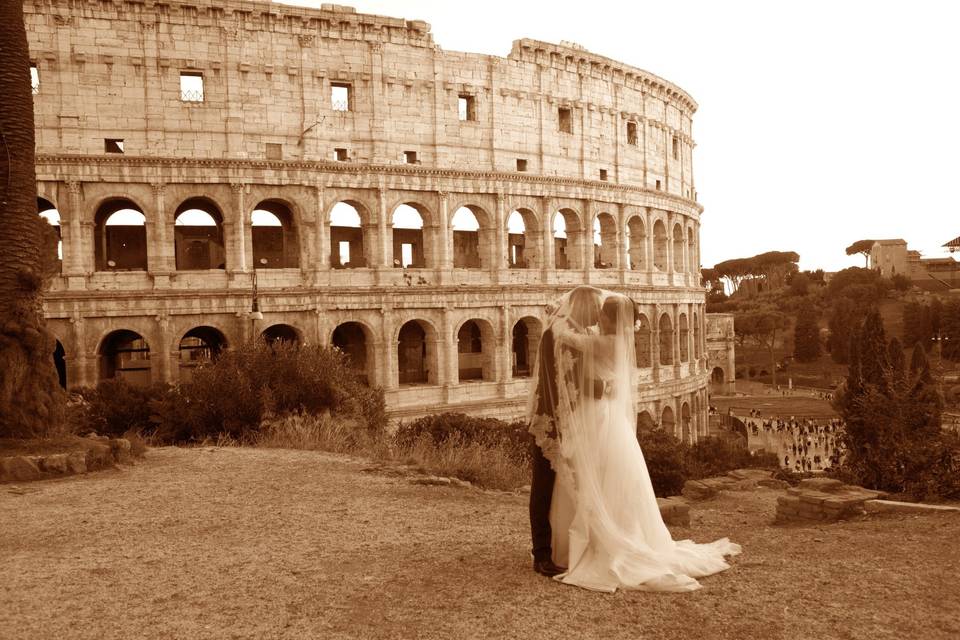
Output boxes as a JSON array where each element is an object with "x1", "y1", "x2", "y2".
[
  {"x1": 863, "y1": 500, "x2": 960, "y2": 515},
  {"x1": 65, "y1": 452, "x2": 87, "y2": 474},
  {"x1": 727, "y1": 469, "x2": 772, "y2": 481},
  {"x1": 657, "y1": 497, "x2": 691, "y2": 526},
  {"x1": 0, "y1": 456, "x2": 42, "y2": 482},
  {"x1": 758, "y1": 478, "x2": 790, "y2": 490},
  {"x1": 798, "y1": 477, "x2": 844, "y2": 493},
  {"x1": 85, "y1": 443, "x2": 114, "y2": 471},
  {"x1": 110, "y1": 438, "x2": 132, "y2": 464},
  {"x1": 39, "y1": 454, "x2": 69, "y2": 474},
  {"x1": 682, "y1": 480, "x2": 718, "y2": 500},
  {"x1": 410, "y1": 476, "x2": 452, "y2": 486}
]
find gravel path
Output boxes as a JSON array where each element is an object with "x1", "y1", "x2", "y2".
[{"x1": 1, "y1": 446, "x2": 958, "y2": 640}]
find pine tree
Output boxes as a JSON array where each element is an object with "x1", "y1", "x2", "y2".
[
  {"x1": 793, "y1": 303, "x2": 821, "y2": 362},
  {"x1": 828, "y1": 298, "x2": 859, "y2": 364}
]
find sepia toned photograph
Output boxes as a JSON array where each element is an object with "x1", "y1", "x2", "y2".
[{"x1": 0, "y1": 1, "x2": 957, "y2": 638}]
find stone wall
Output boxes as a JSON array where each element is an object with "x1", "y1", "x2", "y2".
[{"x1": 27, "y1": 0, "x2": 710, "y2": 435}]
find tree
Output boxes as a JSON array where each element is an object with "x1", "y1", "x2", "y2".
[
  {"x1": 845, "y1": 239, "x2": 875, "y2": 268},
  {"x1": 827, "y1": 297, "x2": 860, "y2": 364},
  {"x1": 736, "y1": 309, "x2": 790, "y2": 387},
  {"x1": 0, "y1": 5, "x2": 65, "y2": 437},
  {"x1": 793, "y1": 303, "x2": 821, "y2": 362}
]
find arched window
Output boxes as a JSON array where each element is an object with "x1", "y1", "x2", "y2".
[
  {"x1": 452, "y1": 207, "x2": 481, "y2": 269},
  {"x1": 174, "y1": 198, "x2": 225, "y2": 270},
  {"x1": 253, "y1": 201, "x2": 299, "y2": 268},
  {"x1": 95, "y1": 202, "x2": 148, "y2": 271},
  {"x1": 634, "y1": 313, "x2": 651, "y2": 368},
  {"x1": 594, "y1": 213, "x2": 616, "y2": 269},
  {"x1": 636, "y1": 410, "x2": 655, "y2": 436},
  {"x1": 679, "y1": 314, "x2": 689, "y2": 362},
  {"x1": 627, "y1": 216, "x2": 645, "y2": 271},
  {"x1": 552, "y1": 210, "x2": 582, "y2": 269},
  {"x1": 693, "y1": 311, "x2": 701, "y2": 359},
  {"x1": 53, "y1": 340, "x2": 66, "y2": 388},
  {"x1": 261, "y1": 324, "x2": 300, "y2": 346},
  {"x1": 652, "y1": 219, "x2": 667, "y2": 271},
  {"x1": 659, "y1": 314, "x2": 674, "y2": 366},
  {"x1": 329, "y1": 202, "x2": 365, "y2": 269},
  {"x1": 99, "y1": 329, "x2": 151, "y2": 385},
  {"x1": 681, "y1": 402, "x2": 692, "y2": 443},
  {"x1": 332, "y1": 322, "x2": 369, "y2": 384},
  {"x1": 398, "y1": 320, "x2": 433, "y2": 384},
  {"x1": 661, "y1": 405, "x2": 676, "y2": 437},
  {"x1": 392, "y1": 204, "x2": 426, "y2": 268},
  {"x1": 38, "y1": 198, "x2": 62, "y2": 269},
  {"x1": 512, "y1": 316, "x2": 542, "y2": 377},
  {"x1": 672, "y1": 223, "x2": 684, "y2": 272},
  {"x1": 457, "y1": 320, "x2": 484, "y2": 381},
  {"x1": 178, "y1": 326, "x2": 227, "y2": 381}
]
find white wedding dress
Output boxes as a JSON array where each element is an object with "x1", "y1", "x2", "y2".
[{"x1": 533, "y1": 287, "x2": 740, "y2": 593}]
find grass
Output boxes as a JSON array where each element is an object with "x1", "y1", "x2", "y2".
[{"x1": 2, "y1": 446, "x2": 957, "y2": 640}]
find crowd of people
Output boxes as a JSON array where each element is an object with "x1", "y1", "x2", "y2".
[{"x1": 743, "y1": 411, "x2": 845, "y2": 473}]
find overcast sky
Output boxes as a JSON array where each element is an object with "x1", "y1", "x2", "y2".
[{"x1": 279, "y1": 0, "x2": 959, "y2": 272}]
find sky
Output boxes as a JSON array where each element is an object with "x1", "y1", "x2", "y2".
[{"x1": 279, "y1": 0, "x2": 959, "y2": 272}]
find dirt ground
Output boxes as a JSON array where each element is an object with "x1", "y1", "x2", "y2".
[{"x1": 1, "y1": 446, "x2": 958, "y2": 640}]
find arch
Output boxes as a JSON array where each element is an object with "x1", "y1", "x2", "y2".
[
  {"x1": 652, "y1": 219, "x2": 668, "y2": 271},
  {"x1": 634, "y1": 313, "x2": 652, "y2": 368},
  {"x1": 451, "y1": 206, "x2": 485, "y2": 269},
  {"x1": 636, "y1": 410, "x2": 655, "y2": 435},
  {"x1": 679, "y1": 313, "x2": 689, "y2": 362},
  {"x1": 508, "y1": 208, "x2": 542, "y2": 270},
  {"x1": 672, "y1": 222, "x2": 684, "y2": 272},
  {"x1": 687, "y1": 226, "x2": 697, "y2": 273},
  {"x1": 38, "y1": 197, "x2": 62, "y2": 268},
  {"x1": 94, "y1": 199, "x2": 148, "y2": 271},
  {"x1": 174, "y1": 197, "x2": 226, "y2": 270},
  {"x1": 98, "y1": 329, "x2": 151, "y2": 385},
  {"x1": 392, "y1": 203, "x2": 428, "y2": 268},
  {"x1": 178, "y1": 326, "x2": 228, "y2": 381},
  {"x1": 261, "y1": 324, "x2": 300, "y2": 346},
  {"x1": 397, "y1": 319, "x2": 438, "y2": 385},
  {"x1": 661, "y1": 405, "x2": 676, "y2": 437},
  {"x1": 512, "y1": 316, "x2": 542, "y2": 377},
  {"x1": 329, "y1": 201, "x2": 368, "y2": 269},
  {"x1": 711, "y1": 367, "x2": 725, "y2": 384},
  {"x1": 332, "y1": 321, "x2": 371, "y2": 383},
  {"x1": 53, "y1": 339, "x2": 67, "y2": 389},
  {"x1": 552, "y1": 208, "x2": 583, "y2": 270},
  {"x1": 626, "y1": 215, "x2": 645, "y2": 271},
  {"x1": 456, "y1": 318, "x2": 495, "y2": 381},
  {"x1": 253, "y1": 199, "x2": 300, "y2": 268},
  {"x1": 659, "y1": 313, "x2": 674, "y2": 366},
  {"x1": 681, "y1": 402, "x2": 692, "y2": 443},
  {"x1": 593, "y1": 212, "x2": 617, "y2": 269}
]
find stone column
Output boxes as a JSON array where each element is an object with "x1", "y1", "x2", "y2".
[
  {"x1": 493, "y1": 193, "x2": 508, "y2": 280},
  {"x1": 314, "y1": 185, "x2": 329, "y2": 276},
  {"x1": 441, "y1": 307, "x2": 455, "y2": 396},
  {"x1": 227, "y1": 183, "x2": 248, "y2": 278},
  {"x1": 651, "y1": 304, "x2": 661, "y2": 383},
  {"x1": 148, "y1": 182, "x2": 172, "y2": 286},
  {"x1": 673, "y1": 303, "x2": 682, "y2": 378},
  {"x1": 497, "y1": 305, "x2": 510, "y2": 393},
  {"x1": 436, "y1": 191, "x2": 452, "y2": 281},
  {"x1": 581, "y1": 200, "x2": 593, "y2": 279},
  {"x1": 62, "y1": 180, "x2": 87, "y2": 287},
  {"x1": 154, "y1": 313, "x2": 173, "y2": 385},
  {"x1": 376, "y1": 187, "x2": 390, "y2": 270},
  {"x1": 645, "y1": 208, "x2": 655, "y2": 276},
  {"x1": 542, "y1": 196, "x2": 555, "y2": 276}
]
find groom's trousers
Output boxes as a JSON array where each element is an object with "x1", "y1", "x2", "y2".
[{"x1": 529, "y1": 440, "x2": 556, "y2": 562}]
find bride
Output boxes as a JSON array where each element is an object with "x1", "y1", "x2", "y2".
[{"x1": 528, "y1": 286, "x2": 741, "y2": 592}]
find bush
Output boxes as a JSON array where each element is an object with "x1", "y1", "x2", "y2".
[
  {"x1": 394, "y1": 412, "x2": 531, "y2": 465},
  {"x1": 685, "y1": 436, "x2": 777, "y2": 479},
  {"x1": 394, "y1": 431, "x2": 530, "y2": 491},
  {"x1": 70, "y1": 379, "x2": 170, "y2": 437},
  {"x1": 257, "y1": 411, "x2": 386, "y2": 457},
  {"x1": 637, "y1": 428, "x2": 688, "y2": 497}
]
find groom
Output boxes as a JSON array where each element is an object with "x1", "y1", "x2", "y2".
[{"x1": 528, "y1": 286, "x2": 605, "y2": 577}]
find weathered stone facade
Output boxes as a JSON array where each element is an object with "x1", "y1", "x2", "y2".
[
  {"x1": 27, "y1": 0, "x2": 710, "y2": 439},
  {"x1": 706, "y1": 313, "x2": 736, "y2": 395}
]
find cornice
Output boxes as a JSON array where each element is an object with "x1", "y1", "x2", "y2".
[{"x1": 35, "y1": 154, "x2": 704, "y2": 214}]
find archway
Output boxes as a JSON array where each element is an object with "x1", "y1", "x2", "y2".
[
  {"x1": 672, "y1": 223, "x2": 684, "y2": 272},
  {"x1": 507, "y1": 210, "x2": 540, "y2": 269},
  {"x1": 681, "y1": 402, "x2": 692, "y2": 443},
  {"x1": 332, "y1": 322, "x2": 369, "y2": 382},
  {"x1": 593, "y1": 212, "x2": 616, "y2": 268},
  {"x1": 711, "y1": 367, "x2": 725, "y2": 384},
  {"x1": 456, "y1": 319, "x2": 495, "y2": 382},
  {"x1": 512, "y1": 316, "x2": 542, "y2": 377},
  {"x1": 636, "y1": 410, "x2": 655, "y2": 436},
  {"x1": 652, "y1": 219, "x2": 667, "y2": 271},
  {"x1": 679, "y1": 313, "x2": 689, "y2": 362},
  {"x1": 634, "y1": 313, "x2": 651, "y2": 368},
  {"x1": 94, "y1": 199, "x2": 147, "y2": 271},
  {"x1": 398, "y1": 320, "x2": 436, "y2": 385},
  {"x1": 253, "y1": 200, "x2": 300, "y2": 268},
  {"x1": 626, "y1": 215, "x2": 645, "y2": 271},
  {"x1": 329, "y1": 202, "x2": 366, "y2": 268},
  {"x1": 53, "y1": 339, "x2": 66, "y2": 389},
  {"x1": 659, "y1": 314, "x2": 674, "y2": 366},
  {"x1": 174, "y1": 197, "x2": 225, "y2": 270},
  {"x1": 552, "y1": 209, "x2": 582, "y2": 269},
  {"x1": 98, "y1": 329, "x2": 151, "y2": 385},
  {"x1": 178, "y1": 326, "x2": 227, "y2": 381},
  {"x1": 392, "y1": 204, "x2": 427, "y2": 268},
  {"x1": 261, "y1": 324, "x2": 300, "y2": 346},
  {"x1": 38, "y1": 198, "x2": 62, "y2": 271},
  {"x1": 661, "y1": 405, "x2": 676, "y2": 438},
  {"x1": 451, "y1": 207, "x2": 481, "y2": 269}
]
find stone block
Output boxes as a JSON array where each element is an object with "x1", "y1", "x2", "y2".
[
  {"x1": 66, "y1": 452, "x2": 88, "y2": 475},
  {"x1": 758, "y1": 478, "x2": 790, "y2": 490},
  {"x1": 863, "y1": 500, "x2": 960, "y2": 515},
  {"x1": 39, "y1": 453, "x2": 69, "y2": 474},
  {"x1": 798, "y1": 478, "x2": 844, "y2": 493},
  {"x1": 727, "y1": 469, "x2": 771, "y2": 481},
  {"x1": 682, "y1": 480, "x2": 717, "y2": 501},
  {"x1": 786, "y1": 487, "x2": 802, "y2": 496},
  {"x1": 85, "y1": 443, "x2": 114, "y2": 471},
  {"x1": 798, "y1": 491, "x2": 832, "y2": 506},
  {"x1": 0, "y1": 456, "x2": 42, "y2": 482},
  {"x1": 657, "y1": 497, "x2": 690, "y2": 527}
]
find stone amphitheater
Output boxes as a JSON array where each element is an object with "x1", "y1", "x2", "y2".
[{"x1": 25, "y1": 0, "x2": 733, "y2": 440}]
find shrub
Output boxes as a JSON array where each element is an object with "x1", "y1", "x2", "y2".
[
  {"x1": 685, "y1": 436, "x2": 777, "y2": 479},
  {"x1": 71, "y1": 379, "x2": 170, "y2": 437},
  {"x1": 394, "y1": 412, "x2": 531, "y2": 465},
  {"x1": 257, "y1": 411, "x2": 386, "y2": 457},
  {"x1": 637, "y1": 428, "x2": 688, "y2": 497},
  {"x1": 394, "y1": 431, "x2": 530, "y2": 491}
]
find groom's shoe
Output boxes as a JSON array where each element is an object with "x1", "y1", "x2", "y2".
[{"x1": 533, "y1": 558, "x2": 566, "y2": 577}]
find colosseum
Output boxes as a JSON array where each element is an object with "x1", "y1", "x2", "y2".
[{"x1": 25, "y1": 0, "x2": 716, "y2": 441}]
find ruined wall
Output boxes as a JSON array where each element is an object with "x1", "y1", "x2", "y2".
[{"x1": 28, "y1": 0, "x2": 710, "y2": 437}]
